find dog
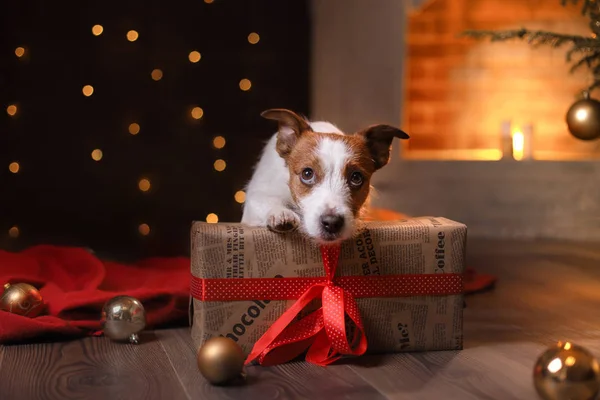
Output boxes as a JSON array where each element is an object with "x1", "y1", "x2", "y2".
[{"x1": 241, "y1": 108, "x2": 409, "y2": 244}]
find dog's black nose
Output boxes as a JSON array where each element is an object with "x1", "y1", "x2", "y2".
[{"x1": 320, "y1": 214, "x2": 345, "y2": 234}]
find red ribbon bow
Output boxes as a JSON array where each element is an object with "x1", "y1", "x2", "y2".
[{"x1": 244, "y1": 244, "x2": 366, "y2": 366}]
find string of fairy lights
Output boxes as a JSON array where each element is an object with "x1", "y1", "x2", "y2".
[{"x1": 5, "y1": 3, "x2": 256, "y2": 240}]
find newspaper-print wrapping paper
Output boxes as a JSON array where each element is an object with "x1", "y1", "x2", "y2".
[{"x1": 190, "y1": 216, "x2": 467, "y2": 360}]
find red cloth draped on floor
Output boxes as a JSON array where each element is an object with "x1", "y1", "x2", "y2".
[{"x1": 0, "y1": 245, "x2": 190, "y2": 344}]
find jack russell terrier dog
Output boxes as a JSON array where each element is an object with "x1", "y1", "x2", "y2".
[{"x1": 241, "y1": 108, "x2": 409, "y2": 244}]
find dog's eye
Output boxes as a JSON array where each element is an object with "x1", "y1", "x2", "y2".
[
  {"x1": 349, "y1": 171, "x2": 363, "y2": 187},
  {"x1": 301, "y1": 168, "x2": 315, "y2": 184}
]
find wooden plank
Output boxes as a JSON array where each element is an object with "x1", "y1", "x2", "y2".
[
  {"x1": 464, "y1": 241, "x2": 600, "y2": 346},
  {"x1": 155, "y1": 328, "x2": 386, "y2": 400},
  {"x1": 0, "y1": 333, "x2": 189, "y2": 400},
  {"x1": 346, "y1": 345, "x2": 541, "y2": 400}
]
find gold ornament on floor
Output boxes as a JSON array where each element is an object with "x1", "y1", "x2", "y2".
[
  {"x1": 533, "y1": 341, "x2": 600, "y2": 400},
  {"x1": 0, "y1": 283, "x2": 45, "y2": 317},
  {"x1": 197, "y1": 337, "x2": 245, "y2": 385},
  {"x1": 565, "y1": 95, "x2": 600, "y2": 141},
  {"x1": 101, "y1": 295, "x2": 146, "y2": 344}
]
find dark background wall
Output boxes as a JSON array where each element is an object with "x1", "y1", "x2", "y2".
[{"x1": 0, "y1": 0, "x2": 311, "y2": 258}]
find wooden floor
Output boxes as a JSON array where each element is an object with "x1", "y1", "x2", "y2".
[{"x1": 2, "y1": 238, "x2": 600, "y2": 400}]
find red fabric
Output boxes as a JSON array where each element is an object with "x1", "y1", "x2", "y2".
[
  {"x1": 0, "y1": 245, "x2": 190, "y2": 344},
  {"x1": 464, "y1": 267, "x2": 496, "y2": 294}
]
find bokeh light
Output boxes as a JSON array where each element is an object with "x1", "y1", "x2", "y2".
[
  {"x1": 191, "y1": 107, "x2": 204, "y2": 119},
  {"x1": 138, "y1": 178, "x2": 151, "y2": 192},
  {"x1": 92, "y1": 25, "x2": 104, "y2": 36},
  {"x1": 214, "y1": 159, "x2": 226, "y2": 172},
  {"x1": 138, "y1": 223, "x2": 150, "y2": 236},
  {"x1": 129, "y1": 123, "x2": 141, "y2": 135},
  {"x1": 213, "y1": 136, "x2": 226, "y2": 149},
  {"x1": 239, "y1": 79, "x2": 252, "y2": 91},
  {"x1": 82, "y1": 85, "x2": 94, "y2": 96},
  {"x1": 91, "y1": 149, "x2": 103, "y2": 161},
  {"x1": 8, "y1": 226, "x2": 19, "y2": 238},
  {"x1": 127, "y1": 30, "x2": 139, "y2": 42},
  {"x1": 188, "y1": 51, "x2": 201, "y2": 63},
  {"x1": 9, "y1": 162, "x2": 20, "y2": 174},
  {"x1": 151, "y1": 69, "x2": 163, "y2": 81},
  {"x1": 248, "y1": 33, "x2": 260, "y2": 44},
  {"x1": 234, "y1": 191, "x2": 246, "y2": 204}
]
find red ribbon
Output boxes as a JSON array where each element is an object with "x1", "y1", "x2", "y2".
[
  {"x1": 242, "y1": 245, "x2": 367, "y2": 366},
  {"x1": 191, "y1": 245, "x2": 464, "y2": 367}
]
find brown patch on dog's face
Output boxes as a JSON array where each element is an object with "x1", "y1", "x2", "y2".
[{"x1": 286, "y1": 133, "x2": 323, "y2": 205}]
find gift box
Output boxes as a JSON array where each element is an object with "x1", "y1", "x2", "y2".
[{"x1": 190, "y1": 217, "x2": 467, "y2": 366}]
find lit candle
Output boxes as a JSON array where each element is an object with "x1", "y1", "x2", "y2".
[
  {"x1": 510, "y1": 124, "x2": 533, "y2": 161},
  {"x1": 512, "y1": 130, "x2": 524, "y2": 161}
]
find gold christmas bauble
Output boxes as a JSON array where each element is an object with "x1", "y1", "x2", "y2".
[
  {"x1": 197, "y1": 337, "x2": 245, "y2": 385},
  {"x1": 0, "y1": 283, "x2": 45, "y2": 317},
  {"x1": 101, "y1": 295, "x2": 146, "y2": 344},
  {"x1": 566, "y1": 98, "x2": 600, "y2": 141},
  {"x1": 534, "y1": 341, "x2": 600, "y2": 400}
]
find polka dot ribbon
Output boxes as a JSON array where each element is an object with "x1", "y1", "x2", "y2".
[{"x1": 191, "y1": 245, "x2": 464, "y2": 366}]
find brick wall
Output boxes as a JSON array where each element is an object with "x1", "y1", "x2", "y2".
[{"x1": 405, "y1": 0, "x2": 599, "y2": 159}]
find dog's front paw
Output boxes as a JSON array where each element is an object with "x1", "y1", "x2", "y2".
[{"x1": 267, "y1": 208, "x2": 300, "y2": 233}]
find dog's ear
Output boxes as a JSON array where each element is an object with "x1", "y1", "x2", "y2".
[
  {"x1": 261, "y1": 109, "x2": 312, "y2": 158},
  {"x1": 356, "y1": 125, "x2": 410, "y2": 170}
]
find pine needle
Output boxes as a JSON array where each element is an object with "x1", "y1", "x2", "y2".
[{"x1": 462, "y1": 0, "x2": 600, "y2": 93}]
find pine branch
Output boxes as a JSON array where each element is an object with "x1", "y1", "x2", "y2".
[
  {"x1": 566, "y1": 45, "x2": 595, "y2": 62},
  {"x1": 461, "y1": 28, "x2": 595, "y2": 48},
  {"x1": 587, "y1": 78, "x2": 600, "y2": 91},
  {"x1": 584, "y1": 63, "x2": 600, "y2": 91},
  {"x1": 561, "y1": 0, "x2": 597, "y2": 15},
  {"x1": 570, "y1": 50, "x2": 600, "y2": 72},
  {"x1": 461, "y1": 28, "x2": 528, "y2": 41},
  {"x1": 461, "y1": 1, "x2": 600, "y2": 95}
]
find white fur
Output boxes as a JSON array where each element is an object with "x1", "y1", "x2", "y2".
[
  {"x1": 299, "y1": 138, "x2": 354, "y2": 240},
  {"x1": 241, "y1": 121, "x2": 346, "y2": 241}
]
